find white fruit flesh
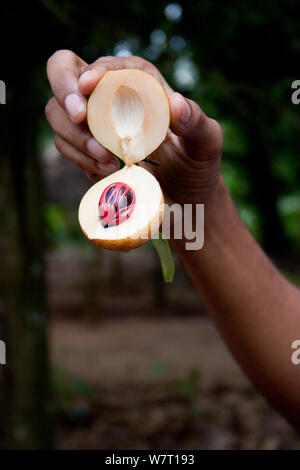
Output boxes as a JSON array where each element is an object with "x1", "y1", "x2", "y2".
[
  {"x1": 78, "y1": 165, "x2": 164, "y2": 252},
  {"x1": 111, "y1": 86, "x2": 145, "y2": 139},
  {"x1": 87, "y1": 69, "x2": 170, "y2": 165}
]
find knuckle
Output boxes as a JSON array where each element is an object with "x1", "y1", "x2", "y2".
[
  {"x1": 208, "y1": 118, "x2": 224, "y2": 154},
  {"x1": 132, "y1": 55, "x2": 146, "y2": 65},
  {"x1": 186, "y1": 99, "x2": 206, "y2": 132},
  {"x1": 141, "y1": 60, "x2": 156, "y2": 73},
  {"x1": 198, "y1": 110, "x2": 207, "y2": 128},
  {"x1": 131, "y1": 56, "x2": 156, "y2": 73},
  {"x1": 92, "y1": 56, "x2": 112, "y2": 67},
  {"x1": 47, "y1": 49, "x2": 74, "y2": 73},
  {"x1": 54, "y1": 134, "x2": 62, "y2": 152},
  {"x1": 44, "y1": 97, "x2": 55, "y2": 121},
  {"x1": 211, "y1": 119, "x2": 223, "y2": 145},
  {"x1": 193, "y1": 101, "x2": 206, "y2": 124}
]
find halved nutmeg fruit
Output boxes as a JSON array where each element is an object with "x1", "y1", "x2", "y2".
[
  {"x1": 78, "y1": 68, "x2": 170, "y2": 251},
  {"x1": 87, "y1": 69, "x2": 170, "y2": 165},
  {"x1": 79, "y1": 165, "x2": 164, "y2": 251}
]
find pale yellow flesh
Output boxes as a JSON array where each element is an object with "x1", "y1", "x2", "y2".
[
  {"x1": 78, "y1": 165, "x2": 164, "y2": 252},
  {"x1": 87, "y1": 69, "x2": 170, "y2": 165}
]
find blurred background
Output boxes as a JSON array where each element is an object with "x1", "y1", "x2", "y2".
[{"x1": 0, "y1": 0, "x2": 300, "y2": 450}]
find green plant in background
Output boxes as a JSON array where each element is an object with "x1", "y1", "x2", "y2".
[
  {"x1": 36, "y1": 0, "x2": 300, "y2": 259},
  {"x1": 174, "y1": 369, "x2": 200, "y2": 399},
  {"x1": 44, "y1": 204, "x2": 84, "y2": 247},
  {"x1": 2, "y1": 0, "x2": 300, "y2": 450},
  {"x1": 151, "y1": 361, "x2": 168, "y2": 379},
  {"x1": 44, "y1": 204, "x2": 69, "y2": 246}
]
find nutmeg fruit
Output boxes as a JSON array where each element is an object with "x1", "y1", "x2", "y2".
[{"x1": 78, "y1": 68, "x2": 170, "y2": 251}]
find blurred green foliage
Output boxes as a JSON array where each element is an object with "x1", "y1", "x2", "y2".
[
  {"x1": 1, "y1": 1, "x2": 299, "y2": 448},
  {"x1": 44, "y1": 204, "x2": 83, "y2": 247},
  {"x1": 31, "y1": 0, "x2": 300, "y2": 257},
  {"x1": 5, "y1": 0, "x2": 299, "y2": 256},
  {"x1": 174, "y1": 369, "x2": 200, "y2": 399},
  {"x1": 151, "y1": 361, "x2": 168, "y2": 379}
]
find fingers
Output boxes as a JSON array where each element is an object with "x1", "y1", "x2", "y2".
[
  {"x1": 45, "y1": 97, "x2": 116, "y2": 164},
  {"x1": 47, "y1": 49, "x2": 87, "y2": 123},
  {"x1": 84, "y1": 170, "x2": 103, "y2": 183},
  {"x1": 169, "y1": 92, "x2": 223, "y2": 159},
  {"x1": 79, "y1": 64, "x2": 107, "y2": 96},
  {"x1": 45, "y1": 50, "x2": 121, "y2": 182},
  {"x1": 79, "y1": 55, "x2": 173, "y2": 97},
  {"x1": 54, "y1": 135, "x2": 119, "y2": 179}
]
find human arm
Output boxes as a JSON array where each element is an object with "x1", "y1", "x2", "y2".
[
  {"x1": 45, "y1": 51, "x2": 300, "y2": 428},
  {"x1": 171, "y1": 175, "x2": 300, "y2": 429}
]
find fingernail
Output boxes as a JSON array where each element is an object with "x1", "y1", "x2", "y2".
[
  {"x1": 86, "y1": 138, "x2": 108, "y2": 160},
  {"x1": 79, "y1": 70, "x2": 95, "y2": 85},
  {"x1": 179, "y1": 98, "x2": 191, "y2": 124},
  {"x1": 79, "y1": 66, "x2": 106, "y2": 90},
  {"x1": 65, "y1": 93, "x2": 86, "y2": 122}
]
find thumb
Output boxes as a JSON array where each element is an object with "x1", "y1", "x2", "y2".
[{"x1": 169, "y1": 92, "x2": 223, "y2": 159}]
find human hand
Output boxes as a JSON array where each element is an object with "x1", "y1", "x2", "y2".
[{"x1": 45, "y1": 51, "x2": 223, "y2": 205}]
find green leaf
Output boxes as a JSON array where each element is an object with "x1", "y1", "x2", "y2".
[{"x1": 151, "y1": 232, "x2": 175, "y2": 283}]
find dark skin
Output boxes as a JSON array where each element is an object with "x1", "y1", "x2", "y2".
[{"x1": 46, "y1": 51, "x2": 300, "y2": 430}]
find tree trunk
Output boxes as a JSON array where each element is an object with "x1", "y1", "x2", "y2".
[{"x1": 0, "y1": 82, "x2": 54, "y2": 449}]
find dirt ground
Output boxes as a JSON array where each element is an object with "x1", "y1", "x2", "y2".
[
  {"x1": 50, "y1": 316, "x2": 299, "y2": 450},
  {"x1": 44, "y1": 136, "x2": 300, "y2": 450}
]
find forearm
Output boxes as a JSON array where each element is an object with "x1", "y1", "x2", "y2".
[{"x1": 172, "y1": 176, "x2": 300, "y2": 427}]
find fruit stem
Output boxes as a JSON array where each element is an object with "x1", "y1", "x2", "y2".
[{"x1": 120, "y1": 137, "x2": 132, "y2": 166}]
